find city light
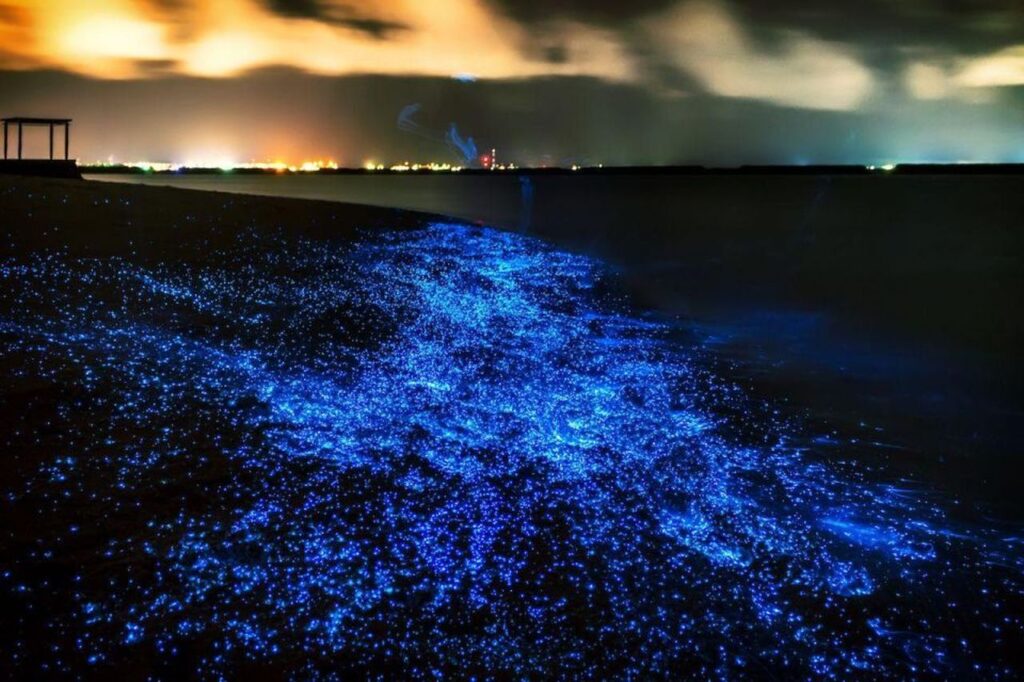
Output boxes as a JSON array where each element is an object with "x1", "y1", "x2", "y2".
[
  {"x1": 78, "y1": 157, "x2": 547, "y2": 173},
  {"x1": 81, "y1": 159, "x2": 342, "y2": 173},
  {"x1": 364, "y1": 161, "x2": 467, "y2": 172}
]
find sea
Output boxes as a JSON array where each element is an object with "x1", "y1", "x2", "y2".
[{"x1": 0, "y1": 170, "x2": 1018, "y2": 676}]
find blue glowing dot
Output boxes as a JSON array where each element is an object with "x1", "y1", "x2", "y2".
[{"x1": 0, "y1": 222, "x2": 1021, "y2": 677}]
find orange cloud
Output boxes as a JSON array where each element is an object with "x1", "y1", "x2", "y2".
[{"x1": 0, "y1": 0, "x2": 636, "y2": 81}]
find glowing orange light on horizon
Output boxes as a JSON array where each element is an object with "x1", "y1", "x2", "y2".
[{"x1": 88, "y1": 158, "x2": 349, "y2": 172}]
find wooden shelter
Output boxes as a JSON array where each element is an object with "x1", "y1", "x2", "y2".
[{"x1": 2, "y1": 117, "x2": 72, "y2": 161}]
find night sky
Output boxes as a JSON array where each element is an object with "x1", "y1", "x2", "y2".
[{"x1": 1, "y1": 0, "x2": 1023, "y2": 165}]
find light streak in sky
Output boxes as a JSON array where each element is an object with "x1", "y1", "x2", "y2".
[
  {"x1": 398, "y1": 103, "x2": 480, "y2": 166},
  {"x1": 0, "y1": 0, "x2": 636, "y2": 82},
  {"x1": 444, "y1": 123, "x2": 478, "y2": 164}
]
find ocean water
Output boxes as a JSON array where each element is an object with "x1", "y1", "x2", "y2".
[
  {"x1": 87, "y1": 173, "x2": 1024, "y2": 485},
  {"x1": 1, "y1": 220, "x2": 1021, "y2": 677},
  {"x1": 0, "y1": 173, "x2": 1015, "y2": 676}
]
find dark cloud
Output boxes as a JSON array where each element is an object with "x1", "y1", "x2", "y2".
[
  {"x1": 0, "y1": 4, "x2": 29, "y2": 26},
  {"x1": 331, "y1": 16, "x2": 408, "y2": 39},
  {"x1": 265, "y1": 0, "x2": 321, "y2": 17},
  {"x1": 129, "y1": 59, "x2": 180, "y2": 76},
  {"x1": 144, "y1": 0, "x2": 188, "y2": 8},
  {"x1": 264, "y1": 0, "x2": 408, "y2": 38},
  {"x1": 488, "y1": 0, "x2": 1024, "y2": 60},
  {"x1": 731, "y1": 0, "x2": 1024, "y2": 54},
  {"x1": 544, "y1": 45, "x2": 569, "y2": 64},
  {"x1": 1, "y1": 1, "x2": 1022, "y2": 163},
  {"x1": 486, "y1": 0, "x2": 1024, "y2": 108},
  {"x1": 485, "y1": 0, "x2": 679, "y2": 25}
]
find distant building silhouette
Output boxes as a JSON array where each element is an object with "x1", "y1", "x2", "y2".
[{"x1": 0, "y1": 117, "x2": 79, "y2": 178}]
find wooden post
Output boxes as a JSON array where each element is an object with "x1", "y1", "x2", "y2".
[
  {"x1": 17, "y1": 122, "x2": 22, "y2": 160},
  {"x1": 49, "y1": 123, "x2": 54, "y2": 160},
  {"x1": 65, "y1": 122, "x2": 70, "y2": 160}
]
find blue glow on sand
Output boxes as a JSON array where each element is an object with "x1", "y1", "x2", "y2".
[{"x1": 1, "y1": 223, "x2": 1022, "y2": 677}]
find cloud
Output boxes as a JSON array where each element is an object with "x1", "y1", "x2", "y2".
[
  {"x1": 262, "y1": 0, "x2": 409, "y2": 38},
  {"x1": 955, "y1": 44, "x2": 1024, "y2": 88},
  {"x1": 0, "y1": 0, "x2": 636, "y2": 81},
  {"x1": 0, "y1": 0, "x2": 176, "y2": 78},
  {"x1": 492, "y1": 0, "x2": 1024, "y2": 86},
  {"x1": 263, "y1": 0, "x2": 322, "y2": 18},
  {"x1": 645, "y1": 1, "x2": 874, "y2": 111},
  {"x1": 905, "y1": 45, "x2": 1024, "y2": 102},
  {"x1": 0, "y1": 2, "x2": 35, "y2": 67},
  {"x1": 905, "y1": 62, "x2": 950, "y2": 100},
  {"x1": 484, "y1": 0, "x2": 679, "y2": 27},
  {"x1": 8, "y1": 0, "x2": 1019, "y2": 117}
]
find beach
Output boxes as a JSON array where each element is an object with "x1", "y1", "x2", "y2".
[
  {"x1": 1, "y1": 175, "x2": 1022, "y2": 677},
  {"x1": 2, "y1": 175, "x2": 433, "y2": 259},
  {"x1": 90, "y1": 170, "x2": 1024, "y2": 356}
]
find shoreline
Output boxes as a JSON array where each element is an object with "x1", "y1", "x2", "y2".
[
  {"x1": 0, "y1": 175, "x2": 451, "y2": 261},
  {"x1": 4, "y1": 173, "x2": 1022, "y2": 487},
  {"x1": 9, "y1": 174, "x2": 1024, "y2": 365},
  {"x1": 82, "y1": 171, "x2": 1024, "y2": 362}
]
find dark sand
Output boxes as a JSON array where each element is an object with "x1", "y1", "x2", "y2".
[{"x1": 1, "y1": 175, "x2": 431, "y2": 261}]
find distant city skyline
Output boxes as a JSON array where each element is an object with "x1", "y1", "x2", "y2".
[{"x1": 1, "y1": 0, "x2": 1022, "y2": 165}]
